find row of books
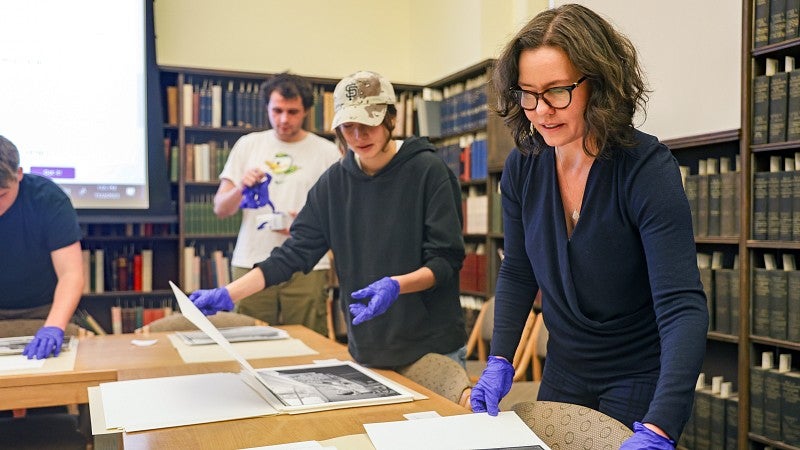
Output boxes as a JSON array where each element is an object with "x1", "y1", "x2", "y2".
[
  {"x1": 697, "y1": 253, "x2": 740, "y2": 336},
  {"x1": 753, "y1": 154, "x2": 800, "y2": 241},
  {"x1": 81, "y1": 248, "x2": 154, "y2": 294},
  {"x1": 81, "y1": 223, "x2": 176, "y2": 238},
  {"x1": 460, "y1": 247, "x2": 488, "y2": 293},
  {"x1": 679, "y1": 373, "x2": 738, "y2": 450},
  {"x1": 463, "y1": 187, "x2": 488, "y2": 235},
  {"x1": 181, "y1": 245, "x2": 233, "y2": 292},
  {"x1": 166, "y1": 79, "x2": 267, "y2": 129},
  {"x1": 752, "y1": 56, "x2": 800, "y2": 145},
  {"x1": 111, "y1": 302, "x2": 174, "y2": 335},
  {"x1": 436, "y1": 133, "x2": 490, "y2": 182},
  {"x1": 754, "y1": 0, "x2": 800, "y2": 48},
  {"x1": 750, "y1": 352, "x2": 800, "y2": 446},
  {"x1": 438, "y1": 73, "x2": 489, "y2": 136},
  {"x1": 169, "y1": 140, "x2": 232, "y2": 183},
  {"x1": 752, "y1": 253, "x2": 800, "y2": 342},
  {"x1": 184, "y1": 195, "x2": 242, "y2": 235},
  {"x1": 680, "y1": 157, "x2": 741, "y2": 239}
]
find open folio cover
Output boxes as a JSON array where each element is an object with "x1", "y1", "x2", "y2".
[
  {"x1": 95, "y1": 282, "x2": 417, "y2": 433},
  {"x1": 0, "y1": 335, "x2": 75, "y2": 356}
]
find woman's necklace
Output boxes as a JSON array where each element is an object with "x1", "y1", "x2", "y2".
[{"x1": 555, "y1": 148, "x2": 591, "y2": 224}]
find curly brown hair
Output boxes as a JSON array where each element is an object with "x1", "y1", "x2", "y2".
[
  {"x1": 0, "y1": 136, "x2": 20, "y2": 188},
  {"x1": 493, "y1": 4, "x2": 649, "y2": 157}
]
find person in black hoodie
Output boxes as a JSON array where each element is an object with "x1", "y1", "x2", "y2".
[{"x1": 189, "y1": 71, "x2": 467, "y2": 369}]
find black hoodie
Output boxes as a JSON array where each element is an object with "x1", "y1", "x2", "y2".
[{"x1": 256, "y1": 136, "x2": 466, "y2": 367}]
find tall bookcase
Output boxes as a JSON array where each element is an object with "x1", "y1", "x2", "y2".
[
  {"x1": 426, "y1": 59, "x2": 516, "y2": 301},
  {"x1": 741, "y1": 1, "x2": 800, "y2": 449}
]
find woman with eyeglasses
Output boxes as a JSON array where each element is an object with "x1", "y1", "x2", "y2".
[{"x1": 470, "y1": 4, "x2": 707, "y2": 449}]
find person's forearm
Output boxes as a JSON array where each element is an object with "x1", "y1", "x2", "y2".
[
  {"x1": 226, "y1": 268, "x2": 267, "y2": 302},
  {"x1": 392, "y1": 267, "x2": 435, "y2": 294},
  {"x1": 214, "y1": 181, "x2": 243, "y2": 218},
  {"x1": 45, "y1": 272, "x2": 83, "y2": 329}
]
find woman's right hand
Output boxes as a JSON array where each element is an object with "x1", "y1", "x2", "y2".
[{"x1": 470, "y1": 355, "x2": 514, "y2": 415}]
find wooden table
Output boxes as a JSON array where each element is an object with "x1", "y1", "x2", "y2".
[{"x1": 1, "y1": 325, "x2": 470, "y2": 449}]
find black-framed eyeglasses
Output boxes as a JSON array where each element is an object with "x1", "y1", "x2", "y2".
[{"x1": 510, "y1": 76, "x2": 587, "y2": 110}]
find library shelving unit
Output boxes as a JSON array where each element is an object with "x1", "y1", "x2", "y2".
[
  {"x1": 741, "y1": 1, "x2": 800, "y2": 449},
  {"x1": 426, "y1": 59, "x2": 516, "y2": 300}
]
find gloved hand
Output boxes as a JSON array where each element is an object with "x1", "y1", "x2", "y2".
[
  {"x1": 22, "y1": 326, "x2": 65, "y2": 360},
  {"x1": 240, "y1": 182, "x2": 270, "y2": 209},
  {"x1": 470, "y1": 355, "x2": 514, "y2": 416},
  {"x1": 349, "y1": 277, "x2": 400, "y2": 325},
  {"x1": 189, "y1": 287, "x2": 234, "y2": 315},
  {"x1": 619, "y1": 422, "x2": 675, "y2": 450}
]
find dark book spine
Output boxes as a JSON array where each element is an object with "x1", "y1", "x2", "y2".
[
  {"x1": 224, "y1": 81, "x2": 235, "y2": 127},
  {"x1": 789, "y1": 70, "x2": 800, "y2": 141},
  {"x1": 769, "y1": 71, "x2": 789, "y2": 143},
  {"x1": 724, "y1": 395, "x2": 739, "y2": 450},
  {"x1": 781, "y1": 169, "x2": 795, "y2": 241},
  {"x1": 709, "y1": 392, "x2": 726, "y2": 449},
  {"x1": 768, "y1": 171, "x2": 782, "y2": 240},
  {"x1": 753, "y1": 268, "x2": 771, "y2": 336},
  {"x1": 694, "y1": 389, "x2": 712, "y2": 450},
  {"x1": 764, "y1": 369, "x2": 783, "y2": 440},
  {"x1": 753, "y1": 75, "x2": 771, "y2": 145},
  {"x1": 788, "y1": 0, "x2": 800, "y2": 40},
  {"x1": 771, "y1": 0, "x2": 788, "y2": 44},
  {"x1": 755, "y1": 0, "x2": 770, "y2": 47},
  {"x1": 713, "y1": 268, "x2": 731, "y2": 334},
  {"x1": 783, "y1": 371, "x2": 800, "y2": 446},
  {"x1": 684, "y1": 174, "x2": 699, "y2": 236},
  {"x1": 794, "y1": 170, "x2": 800, "y2": 240},
  {"x1": 751, "y1": 366, "x2": 766, "y2": 436},
  {"x1": 754, "y1": 171, "x2": 770, "y2": 239},
  {"x1": 768, "y1": 269, "x2": 788, "y2": 340},
  {"x1": 235, "y1": 82, "x2": 245, "y2": 127},
  {"x1": 720, "y1": 172, "x2": 736, "y2": 236},
  {"x1": 697, "y1": 172, "x2": 709, "y2": 237},
  {"x1": 788, "y1": 270, "x2": 800, "y2": 342},
  {"x1": 730, "y1": 267, "x2": 740, "y2": 336},
  {"x1": 708, "y1": 172, "x2": 721, "y2": 237}
]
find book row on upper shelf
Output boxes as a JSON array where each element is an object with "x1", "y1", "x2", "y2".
[
  {"x1": 163, "y1": 137, "x2": 232, "y2": 184},
  {"x1": 752, "y1": 56, "x2": 800, "y2": 146},
  {"x1": 750, "y1": 351, "x2": 800, "y2": 447},
  {"x1": 166, "y1": 78, "x2": 267, "y2": 130},
  {"x1": 81, "y1": 223, "x2": 177, "y2": 239},
  {"x1": 754, "y1": 0, "x2": 800, "y2": 49},
  {"x1": 752, "y1": 252, "x2": 800, "y2": 343},
  {"x1": 753, "y1": 153, "x2": 800, "y2": 241},
  {"x1": 697, "y1": 252, "x2": 741, "y2": 337},
  {"x1": 437, "y1": 133, "x2": 490, "y2": 182},
  {"x1": 680, "y1": 157, "x2": 741, "y2": 239},
  {"x1": 184, "y1": 194, "x2": 242, "y2": 236},
  {"x1": 680, "y1": 373, "x2": 739, "y2": 450}
]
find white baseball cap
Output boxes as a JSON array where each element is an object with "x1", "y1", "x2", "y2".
[{"x1": 331, "y1": 71, "x2": 396, "y2": 129}]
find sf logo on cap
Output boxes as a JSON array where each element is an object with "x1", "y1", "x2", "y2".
[{"x1": 345, "y1": 83, "x2": 360, "y2": 101}]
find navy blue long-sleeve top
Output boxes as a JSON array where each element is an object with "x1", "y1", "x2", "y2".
[{"x1": 491, "y1": 130, "x2": 708, "y2": 440}]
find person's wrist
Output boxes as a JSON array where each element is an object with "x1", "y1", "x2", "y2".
[{"x1": 643, "y1": 423, "x2": 669, "y2": 439}]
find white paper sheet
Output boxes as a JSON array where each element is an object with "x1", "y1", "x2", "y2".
[
  {"x1": 100, "y1": 372, "x2": 279, "y2": 432},
  {"x1": 363, "y1": 411, "x2": 551, "y2": 450},
  {"x1": 167, "y1": 334, "x2": 317, "y2": 363},
  {"x1": 0, "y1": 338, "x2": 78, "y2": 374}
]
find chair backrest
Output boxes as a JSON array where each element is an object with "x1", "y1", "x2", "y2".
[
  {"x1": 523, "y1": 312, "x2": 548, "y2": 381},
  {"x1": 138, "y1": 312, "x2": 265, "y2": 333},
  {"x1": 0, "y1": 319, "x2": 82, "y2": 338},
  {"x1": 512, "y1": 401, "x2": 633, "y2": 449},
  {"x1": 398, "y1": 353, "x2": 472, "y2": 408}
]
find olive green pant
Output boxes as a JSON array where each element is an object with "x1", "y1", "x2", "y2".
[{"x1": 232, "y1": 267, "x2": 329, "y2": 336}]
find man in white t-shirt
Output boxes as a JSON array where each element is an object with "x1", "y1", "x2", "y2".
[{"x1": 214, "y1": 73, "x2": 340, "y2": 335}]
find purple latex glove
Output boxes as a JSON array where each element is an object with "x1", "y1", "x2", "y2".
[
  {"x1": 470, "y1": 356, "x2": 514, "y2": 416},
  {"x1": 22, "y1": 326, "x2": 65, "y2": 360},
  {"x1": 189, "y1": 287, "x2": 234, "y2": 315},
  {"x1": 619, "y1": 422, "x2": 675, "y2": 450},
  {"x1": 349, "y1": 277, "x2": 400, "y2": 325},
  {"x1": 239, "y1": 173, "x2": 273, "y2": 209}
]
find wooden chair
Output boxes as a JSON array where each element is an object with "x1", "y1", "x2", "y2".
[
  {"x1": 498, "y1": 313, "x2": 548, "y2": 410},
  {"x1": 465, "y1": 297, "x2": 537, "y2": 383},
  {"x1": 398, "y1": 353, "x2": 472, "y2": 408},
  {"x1": 135, "y1": 311, "x2": 265, "y2": 333},
  {"x1": 512, "y1": 401, "x2": 633, "y2": 449}
]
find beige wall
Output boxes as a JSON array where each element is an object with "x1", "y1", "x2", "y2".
[{"x1": 154, "y1": 0, "x2": 547, "y2": 85}]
